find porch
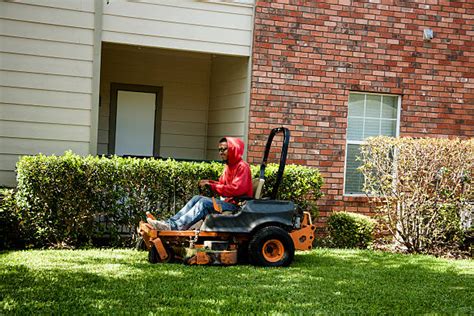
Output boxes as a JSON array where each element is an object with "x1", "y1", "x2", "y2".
[{"x1": 98, "y1": 43, "x2": 250, "y2": 160}]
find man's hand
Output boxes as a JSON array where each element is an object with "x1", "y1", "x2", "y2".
[{"x1": 198, "y1": 180, "x2": 210, "y2": 188}]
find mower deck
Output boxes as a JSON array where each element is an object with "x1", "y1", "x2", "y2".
[{"x1": 138, "y1": 210, "x2": 315, "y2": 266}]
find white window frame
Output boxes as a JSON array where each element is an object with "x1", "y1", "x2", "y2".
[{"x1": 343, "y1": 91, "x2": 402, "y2": 196}]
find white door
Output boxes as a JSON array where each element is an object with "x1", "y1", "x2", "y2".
[{"x1": 115, "y1": 90, "x2": 156, "y2": 156}]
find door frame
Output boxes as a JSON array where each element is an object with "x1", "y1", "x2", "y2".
[{"x1": 108, "y1": 83, "x2": 163, "y2": 156}]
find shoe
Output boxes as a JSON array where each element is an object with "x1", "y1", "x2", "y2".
[
  {"x1": 146, "y1": 218, "x2": 171, "y2": 230},
  {"x1": 146, "y1": 211, "x2": 158, "y2": 220}
]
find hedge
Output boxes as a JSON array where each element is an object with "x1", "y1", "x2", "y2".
[
  {"x1": 0, "y1": 188, "x2": 22, "y2": 249},
  {"x1": 327, "y1": 212, "x2": 376, "y2": 249},
  {"x1": 8, "y1": 151, "x2": 323, "y2": 248}
]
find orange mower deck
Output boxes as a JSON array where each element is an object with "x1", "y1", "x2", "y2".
[{"x1": 138, "y1": 211, "x2": 315, "y2": 266}]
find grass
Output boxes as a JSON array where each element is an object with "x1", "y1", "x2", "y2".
[{"x1": 1, "y1": 248, "x2": 473, "y2": 315}]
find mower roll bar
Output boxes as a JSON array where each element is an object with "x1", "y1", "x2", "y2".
[{"x1": 259, "y1": 127, "x2": 290, "y2": 200}]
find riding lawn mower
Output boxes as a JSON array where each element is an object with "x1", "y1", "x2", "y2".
[{"x1": 137, "y1": 127, "x2": 316, "y2": 267}]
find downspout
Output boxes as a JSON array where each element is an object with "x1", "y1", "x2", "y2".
[{"x1": 89, "y1": 0, "x2": 103, "y2": 155}]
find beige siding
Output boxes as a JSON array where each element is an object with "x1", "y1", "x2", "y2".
[
  {"x1": 207, "y1": 56, "x2": 249, "y2": 159},
  {"x1": 0, "y1": 1, "x2": 95, "y2": 187},
  {"x1": 1, "y1": 138, "x2": 90, "y2": 156},
  {"x1": 0, "y1": 154, "x2": 22, "y2": 186},
  {"x1": 98, "y1": 44, "x2": 211, "y2": 160},
  {"x1": 1, "y1": 53, "x2": 93, "y2": 77},
  {"x1": 0, "y1": 104, "x2": 90, "y2": 125},
  {"x1": 0, "y1": 171, "x2": 16, "y2": 188},
  {"x1": 0, "y1": 121, "x2": 90, "y2": 142},
  {"x1": 0, "y1": 36, "x2": 94, "y2": 61},
  {"x1": 102, "y1": 0, "x2": 254, "y2": 56},
  {"x1": 1, "y1": 20, "x2": 94, "y2": 45},
  {"x1": 0, "y1": 87, "x2": 91, "y2": 110},
  {"x1": 1, "y1": 71, "x2": 92, "y2": 93}
]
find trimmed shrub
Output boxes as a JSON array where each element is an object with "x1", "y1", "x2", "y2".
[
  {"x1": 0, "y1": 188, "x2": 23, "y2": 250},
  {"x1": 327, "y1": 212, "x2": 376, "y2": 249},
  {"x1": 253, "y1": 163, "x2": 323, "y2": 216},
  {"x1": 359, "y1": 137, "x2": 473, "y2": 255},
  {"x1": 13, "y1": 152, "x2": 323, "y2": 248}
]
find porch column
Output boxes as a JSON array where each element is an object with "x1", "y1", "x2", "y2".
[{"x1": 89, "y1": 0, "x2": 103, "y2": 155}]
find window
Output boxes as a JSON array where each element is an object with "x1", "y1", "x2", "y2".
[{"x1": 344, "y1": 92, "x2": 400, "y2": 195}]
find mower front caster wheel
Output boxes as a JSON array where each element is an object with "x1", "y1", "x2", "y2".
[
  {"x1": 148, "y1": 245, "x2": 174, "y2": 264},
  {"x1": 135, "y1": 237, "x2": 147, "y2": 251}
]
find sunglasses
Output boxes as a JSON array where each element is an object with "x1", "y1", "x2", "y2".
[{"x1": 218, "y1": 147, "x2": 228, "y2": 153}]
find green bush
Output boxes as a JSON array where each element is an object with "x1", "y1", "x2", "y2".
[
  {"x1": 252, "y1": 163, "x2": 323, "y2": 216},
  {"x1": 327, "y1": 212, "x2": 376, "y2": 249},
  {"x1": 0, "y1": 188, "x2": 23, "y2": 250},
  {"x1": 13, "y1": 151, "x2": 323, "y2": 248},
  {"x1": 359, "y1": 137, "x2": 473, "y2": 255}
]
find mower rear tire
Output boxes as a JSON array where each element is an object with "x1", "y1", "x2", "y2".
[{"x1": 248, "y1": 226, "x2": 294, "y2": 267}]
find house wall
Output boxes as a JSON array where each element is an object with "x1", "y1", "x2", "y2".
[
  {"x1": 102, "y1": 0, "x2": 254, "y2": 56},
  {"x1": 0, "y1": 0, "x2": 96, "y2": 187},
  {"x1": 98, "y1": 44, "x2": 211, "y2": 159},
  {"x1": 207, "y1": 56, "x2": 249, "y2": 159},
  {"x1": 248, "y1": 0, "x2": 474, "y2": 227}
]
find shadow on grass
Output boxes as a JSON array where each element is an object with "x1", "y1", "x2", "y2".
[{"x1": 1, "y1": 249, "x2": 472, "y2": 314}]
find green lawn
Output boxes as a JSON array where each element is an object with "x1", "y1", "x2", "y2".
[{"x1": 1, "y1": 248, "x2": 472, "y2": 315}]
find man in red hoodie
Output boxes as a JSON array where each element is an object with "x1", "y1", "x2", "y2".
[{"x1": 147, "y1": 137, "x2": 253, "y2": 230}]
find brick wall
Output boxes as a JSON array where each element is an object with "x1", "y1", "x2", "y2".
[{"x1": 247, "y1": 0, "x2": 474, "y2": 230}]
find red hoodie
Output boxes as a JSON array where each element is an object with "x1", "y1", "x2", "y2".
[{"x1": 208, "y1": 137, "x2": 253, "y2": 204}]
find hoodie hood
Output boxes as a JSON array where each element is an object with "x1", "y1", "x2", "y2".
[{"x1": 223, "y1": 137, "x2": 244, "y2": 166}]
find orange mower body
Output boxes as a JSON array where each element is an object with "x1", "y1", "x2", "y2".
[{"x1": 138, "y1": 209, "x2": 315, "y2": 267}]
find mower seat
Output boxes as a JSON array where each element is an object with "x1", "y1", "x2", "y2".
[
  {"x1": 223, "y1": 178, "x2": 265, "y2": 206},
  {"x1": 192, "y1": 179, "x2": 265, "y2": 231},
  {"x1": 252, "y1": 178, "x2": 265, "y2": 200}
]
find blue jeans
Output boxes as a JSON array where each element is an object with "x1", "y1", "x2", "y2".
[{"x1": 167, "y1": 195, "x2": 238, "y2": 230}]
